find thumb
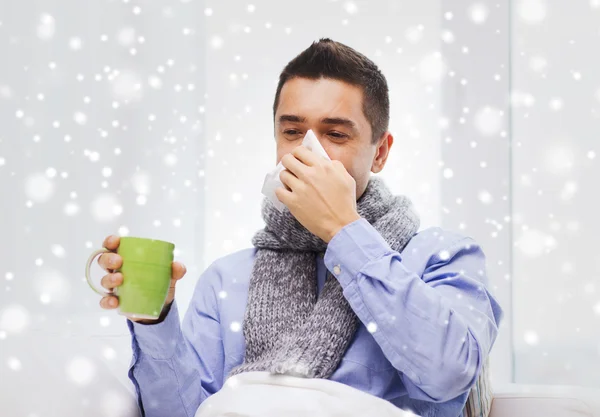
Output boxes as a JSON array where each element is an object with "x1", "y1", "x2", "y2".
[{"x1": 172, "y1": 261, "x2": 187, "y2": 280}]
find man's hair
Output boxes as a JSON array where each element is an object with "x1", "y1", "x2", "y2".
[{"x1": 273, "y1": 38, "x2": 390, "y2": 144}]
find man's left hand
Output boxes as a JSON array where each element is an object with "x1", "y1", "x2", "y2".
[{"x1": 275, "y1": 146, "x2": 361, "y2": 243}]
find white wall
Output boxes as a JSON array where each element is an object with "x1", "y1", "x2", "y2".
[
  {"x1": 0, "y1": 0, "x2": 206, "y2": 415},
  {"x1": 511, "y1": 0, "x2": 600, "y2": 386},
  {"x1": 440, "y1": 0, "x2": 513, "y2": 385}
]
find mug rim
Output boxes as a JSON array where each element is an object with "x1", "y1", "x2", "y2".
[{"x1": 119, "y1": 236, "x2": 174, "y2": 247}]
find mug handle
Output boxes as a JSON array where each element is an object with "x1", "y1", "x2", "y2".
[{"x1": 85, "y1": 248, "x2": 114, "y2": 296}]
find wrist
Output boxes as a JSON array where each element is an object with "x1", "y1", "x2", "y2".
[
  {"x1": 131, "y1": 300, "x2": 174, "y2": 325},
  {"x1": 325, "y1": 212, "x2": 361, "y2": 243}
]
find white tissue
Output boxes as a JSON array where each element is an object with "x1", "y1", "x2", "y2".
[{"x1": 261, "y1": 129, "x2": 331, "y2": 212}]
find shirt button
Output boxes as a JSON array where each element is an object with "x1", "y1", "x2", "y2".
[{"x1": 333, "y1": 265, "x2": 341, "y2": 275}]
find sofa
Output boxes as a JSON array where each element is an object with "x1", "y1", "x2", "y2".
[
  {"x1": 490, "y1": 383, "x2": 600, "y2": 417},
  {"x1": 5, "y1": 333, "x2": 600, "y2": 416}
]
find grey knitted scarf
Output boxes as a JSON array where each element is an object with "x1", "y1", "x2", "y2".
[{"x1": 228, "y1": 176, "x2": 420, "y2": 380}]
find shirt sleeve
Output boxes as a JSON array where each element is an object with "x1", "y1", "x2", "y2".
[
  {"x1": 126, "y1": 261, "x2": 225, "y2": 417},
  {"x1": 324, "y1": 218, "x2": 503, "y2": 403}
]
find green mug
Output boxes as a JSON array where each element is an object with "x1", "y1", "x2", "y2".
[{"x1": 85, "y1": 236, "x2": 175, "y2": 320}]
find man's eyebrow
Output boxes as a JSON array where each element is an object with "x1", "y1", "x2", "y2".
[
  {"x1": 320, "y1": 117, "x2": 357, "y2": 130},
  {"x1": 278, "y1": 114, "x2": 358, "y2": 132},
  {"x1": 278, "y1": 114, "x2": 307, "y2": 123}
]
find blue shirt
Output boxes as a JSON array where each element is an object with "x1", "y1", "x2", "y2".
[{"x1": 126, "y1": 218, "x2": 503, "y2": 417}]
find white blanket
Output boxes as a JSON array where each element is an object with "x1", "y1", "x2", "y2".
[{"x1": 195, "y1": 371, "x2": 418, "y2": 417}]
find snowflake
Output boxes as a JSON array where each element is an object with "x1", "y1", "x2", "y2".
[
  {"x1": 405, "y1": 25, "x2": 424, "y2": 43},
  {"x1": 51, "y1": 244, "x2": 66, "y2": 258},
  {"x1": 517, "y1": 0, "x2": 547, "y2": 24},
  {"x1": 468, "y1": 3, "x2": 489, "y2": 24},
  {"x1": 478, "y1": 190, "x2": 493, "y2": 205},
  {"x1": 0, "y1": 304, "x2": 30, "y2": 333},
  {"x1": 73, "y1": 111, "x2": 87, "y2": 125},
  {"x1": 36, "y1": 14, "x2": 55, "y2": 41},
  {"x1": 7, "y1": 357, "x2": 22, "y2": 371},
  {"x1": 66, "y1": 356, "x2": 96, "y2": 385},
  {"x1": 64, "y1": 202, "x2": 80, "y2": 216},
  {"x1": 516, "y1": 229, "x2": 557, "y2": 257},
  {"x1": 148, "y1": 75, "x2": 162, "y2": 89},
  {"x1": 524, "y1": 330, "x2": 539, "y2": 345},
  {"x1": 418, "y1": 52, "x2": 446, "y2": 83},
  {"x1": 131, "y1": 172, "x2": 150, "y2": 194},
  {"x1": 549, "y1": 98, "x2": 563, "y2": 111},
  {"x1": 91, "y1": 194, "x2": 123, "y2": 222},
  {"x1": 474, "y1": 106, "x2": 503, "y2": 136},
  {"x1": 438, "y1": 250, "x2": 450, "y2": 261},
  {"x1": 103, "y1": 347, "x2": 116, "y2": 360},
  {"x1": 35, "y1": 270, "x2": 70, "y2": 304},
  {"x1": 25, "y1": 173, "x2": 54, "y2": 203},
  {"x1": 344, "y1": 1, "x2": 358, "y2": 14},
  {"x1": 367, "y1": 322, "x2": 377, "y2": 333},
  {"x1": 543, "y1": 144, "x2": 574, "y2": 174},
  {"x1": 69, "y1": 37, "x2": 83, "y2": 50},
  {"x1": 210, "y1": 36, "x2": 224, "y2": 49}
]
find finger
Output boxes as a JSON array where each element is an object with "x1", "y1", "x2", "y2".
[
  {"x1": 280, "y1": 153, "x2": 308, "y2": 180},
  {"x1": 279, "y1": 169, "x2": 302, "y2": 191},
  {"x1": 102, "y1": 235, "x2": 120, "y2": 251},
  {"x1": 275, "y1": 186, "x2": 293, "y2": 205},
  {"x1": 98, "y1": 253, "x2": 123, "y2": 272},
  {"x1": 100, "y1": 295, "x2": 119, "y2": 309},
  {"x1": 171, "y1": 262, "x2": 187, "y2": 280},
  {"x1": 332, "y1": 159, "x2": 347, "y2": 171},
  {"x1": 291, "y1": 146, "x2": 320, "y2": 167},
  {"x1": 100, "y1": 272, "x2": 123, "y2": 291}
]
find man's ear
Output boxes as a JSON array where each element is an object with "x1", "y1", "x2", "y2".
[{"x1": 371, "y1": 132, "x2": 393, "y2": 174}]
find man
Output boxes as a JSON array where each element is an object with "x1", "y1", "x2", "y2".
[{"x1": 98, "y1": 38, "x2": 503, "y2": 417}]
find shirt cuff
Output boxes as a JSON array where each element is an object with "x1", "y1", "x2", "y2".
[
  {"x1": 324, "y1": 217, "x2": 394, "y2": 287},
  {"x1": 126, "y1": 299, "x2": 182, "y2": 360}
]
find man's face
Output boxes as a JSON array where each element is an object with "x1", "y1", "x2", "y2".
[{"x1": 274, "y1": 77, "x2": 393, "y2": 199}]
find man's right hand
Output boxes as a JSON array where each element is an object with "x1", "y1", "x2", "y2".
[{"x1": 98, "y1": 234, "x2": 187, "y2": 324}]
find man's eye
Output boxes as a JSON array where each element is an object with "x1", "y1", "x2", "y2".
[
  {"x1": 329, "y1": 132, "x2": 348, "y2": 139},
  {"x1": 284, "y1": 130, "x2": 302, "y2": 136}
]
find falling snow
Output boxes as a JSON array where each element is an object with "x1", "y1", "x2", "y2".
[
  {"x1": 91, "y1": 194, "x2": 123, "y2": 222},
  {"x1": 418, "y1": 52, "x2": 447, "y2": 83},
  {"x1": 24, "y1": 173, "x2": 54, "y2": 202},
  {"x1": 0, "y1": 305, "x2": 30, "y2": 333},
  {"x1": 524, "y1": 330, "x2": 539, "y2": 345},
  {"x1": 405, "y1": 25, "x2": 424, "y2": 44},
  {"x1": 7, "y1": 357, "x2": 22, "y2": 371},
  {"x1": 468, "y1": 3, "x2": 489, "y2": 24},
  {"x1": 0, "y1": 1, "x2": 598, "y2": 411},
  {"x1": 36, "y1": 14, "x2": 56, "y2": 40},
  {"x1": 69, "y1": 37, "x2": 83, "y2": 50},
  {"x1": 474, "y1": 107, "x2": 504, "y2": 136},
  {"x1": 517, "y1": 0, "x2": 548, "y2": 24},
  {"x1": 543, "y1": 144, "x2": 575, "y2": 174},
  {"x1": 66, "y1": 357, "x2": 96, "y2": 385}
]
